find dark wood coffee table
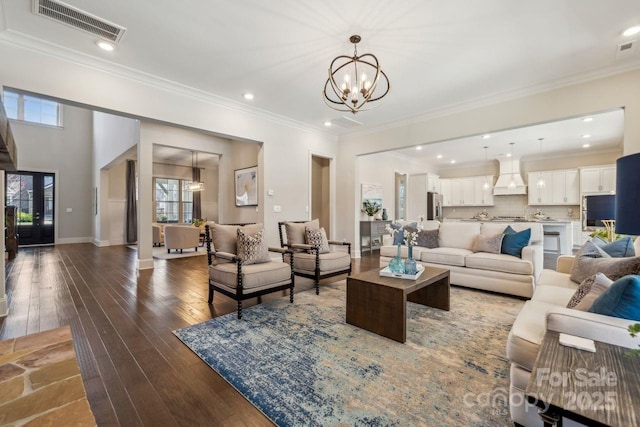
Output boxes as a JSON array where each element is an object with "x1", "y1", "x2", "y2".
[{"x1": 346, "y1": 267, "x2": 450, "y2": 343}]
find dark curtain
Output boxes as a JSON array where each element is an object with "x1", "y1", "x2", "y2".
[
  {"x1": 126, "y1": 160, "x2": 137, "y2": 243},
  {"x1": 193, "y1": 166, "x2": 202, "y2": 220}
]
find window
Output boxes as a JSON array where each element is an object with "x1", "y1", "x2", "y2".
[
  {"x1": 154, "y1": 178, "x2": 194, "y2": 223},
  {"x1": 2, "y1": 90, "x2": 62, "y2": 127}
]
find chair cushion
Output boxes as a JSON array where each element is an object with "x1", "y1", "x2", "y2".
[
  {"x1": 416, "y1": 229, "x2": 438, "y2": 248},
  {"x1": 570, "y1": 243, "x2": 640, "y2": 284},
  {"x1": 420, "y1": 247, "x2": 471, "y2": 267},
  {"x1": 438, "y1": 222, "x2": 480, "y2": 250},
  {"x1": 285, "y1": 251, "x2": 351, "y2": 274},
  {"x1": 589, "y1": 275, "x2": 640, "y2": 321},
  {"x1": 592, "y1": 236, "x2": 636, "y2": 257},
  {"x1": 566, "y1": 273, "x2": 613, "y2": 310},
  {"x1": 285, "y1": 219, "x2": 319, "y2": 246},
  {"x1": 211, "y1": 223, "x2": 263, "y2": 255},
  {"x1": 501, "y1": 226, "x2": 531, "y2": 258},
  {"x1": 237, "y1": 229, "x2": 270, "y2": 265},
  {"x1": 209, "y1": 261, "x2": 291, "y2": 290},
  {"x1": 306, "y1": 227, "x2": 330, "y2": 253},
  {"x1": 465, "y1": 252, "x2": 533, "y2": 275},
  {"x1": 472, "y1": 233, "x2": 504, "y2": 254}
]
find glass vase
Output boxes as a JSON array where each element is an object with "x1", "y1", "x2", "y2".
[
  {"x1": 404, "y1": 245, "x2": 417, "y2": 275},
  {"x1": 388, "y1": 244, "x2": 405, "y2": 274}
]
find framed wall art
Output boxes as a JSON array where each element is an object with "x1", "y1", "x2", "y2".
[{"x1": 235, "y1": 165, "x2": 258, "y2": 206}]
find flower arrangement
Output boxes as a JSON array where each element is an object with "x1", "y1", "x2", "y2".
[
  {"x1": 193, "y1": 218, "x2": 206, "y2": 228},
  {"x1": 628, "y1": 323, "x2": 640, "y2": 358},
  {"x1": 362, "y1": 199, "x2": 382, "y2": 217},
  {"x1": 403, "y1": 228, "x2": 418, "y2": 247}
]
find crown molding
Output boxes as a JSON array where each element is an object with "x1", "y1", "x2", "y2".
[
  {"x1": 0, "y1": 29, "x2": 338, "y2": 141},
  {"x1": 340, "y1": 61, "x2": 640, "y2": 139}
]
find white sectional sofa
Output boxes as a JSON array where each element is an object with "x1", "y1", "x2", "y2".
[
  {"x1": 379, "y1": 221, "x2": 544, "y2": 298},
  {"x1": 507, "y1": 255, "x2": 638, "y2": 426}
]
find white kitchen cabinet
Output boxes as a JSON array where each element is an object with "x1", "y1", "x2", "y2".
[
  {"x1": 426, "y1": 173, "x2": 440, "y2": 193},
  {"x1": 528, "y1": 169, "x2": 578, "y2": 205},
  {"x1": 571, "y1": 221, "x2": 583, "y2": 247},
  {"x1": 474, "y1": 176, "x2": 494, "y2": 206},
  {"x1": 450, "y1": 179, "x2": 464, "y2": 206},
  {"x1": 580, "y1": 165, "x2": 616, "y2": 194},
  {"x1": 440, "y1": 179, "x2": 452, "y2": 206}
]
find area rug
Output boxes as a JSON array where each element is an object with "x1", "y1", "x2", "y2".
[
  {"x1": 127, "y1": 245, "x2": 206, "y2": 259},
  {"x1": 173, "y1": 281, "x2": 524, "y2": 426}
]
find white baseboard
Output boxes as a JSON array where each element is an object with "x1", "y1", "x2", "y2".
[
  {"x1": 0, "y1": 295, "x2": 7, "y2": 318},
  {"x1": 136, "y1": 258, "x2": 154, "y2": 270},
  {"x1": 353, "y1": 250, "x2": 361, "y2": 259},
  {"x1": 92, "y1": 239, "x2": 111, "y2": 247},
  {"x1": 57, "y1": 237, "x2": 92, "y2": 245}
]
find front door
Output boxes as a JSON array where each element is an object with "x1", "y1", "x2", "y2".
[{"x1": 5, "y1": 171, "x2": 55, "y2": 245}]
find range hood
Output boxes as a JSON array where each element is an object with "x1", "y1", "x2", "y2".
[{"x1": 493, "y1": 158, "x2": 527, "y2": 195}]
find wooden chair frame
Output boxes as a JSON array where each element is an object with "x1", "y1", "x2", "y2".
[
  {"x1": 277, "y1": 221, "x2": 352, "y2": 295},
  {"x1": 205, "y1": 224, "x2": 295, "y2": 319}
]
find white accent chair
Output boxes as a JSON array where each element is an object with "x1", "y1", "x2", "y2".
[{"x1": 164, "y1": 225, "x2": 201, "y2": 254}]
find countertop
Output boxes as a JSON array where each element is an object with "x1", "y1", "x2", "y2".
[{"x1": 449, "y1": 218, "x2": 576, "y2": 224}]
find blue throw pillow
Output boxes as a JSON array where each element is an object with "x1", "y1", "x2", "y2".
[
  {"x1": 588, "y1": 275, "x2": 640, "y2": 321},
  {"x1": 390, "y1": 222, "x2": 418, "y2": 245},
  {"x1": 501, "y1": 226, "x2": 531, "y2": 258},
  {"x1": 592, "y1": 236, "x2": 636, "y2": 258}
]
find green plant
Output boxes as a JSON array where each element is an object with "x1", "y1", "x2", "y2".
[
  {"x1": 362, "y1": 200, "x2": 381, "y2": 217},
  {"x1": 193, "y1": 218, "x2": 204, "y2": 227},
  {"x1": 17, "y1": 212, "x2": 32, "y2": 223},
  {"x1": 628, "y1": 323, "x2": 640, "y2": 358},
  {"x1": 589, "y1": 229, "x2": 622, "y2": 241}
]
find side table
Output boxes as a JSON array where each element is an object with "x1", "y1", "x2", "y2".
[{"x1": 525, "y1": 330, "x2": 640, "y2": 427}]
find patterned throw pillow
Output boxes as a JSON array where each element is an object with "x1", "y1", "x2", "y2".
[
  {"x1": 566, "y1": 273, "x2": 613, "y2": 310},
  {"x1": 570, "y1": 241, "x2": 640, "y2": 283},
  {"x1": 473, "y1": 233, "x2": 504, "y2": 254},
  {"x1": 416, "y1": 229, "x2": 439, "y2": 249},
  {"x1": 237, "y1": 229, "x2": 271, "y2": 265},
  {"x1": 305, "y1": 227, "x2": 330, "y2": 253}
]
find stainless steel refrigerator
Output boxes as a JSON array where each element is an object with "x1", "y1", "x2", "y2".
[{"x1": 427, "y1": 192, "x2": 443, "y2": 221}]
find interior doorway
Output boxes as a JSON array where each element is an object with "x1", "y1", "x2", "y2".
[
  {"x1": 6, "y1": 171, "x2": 55, "y2": 246},
  {"x1": 311, "y1": 155, "x2": 331, "y2": 236},
  {"x1": 395, "y1": 172, "x2": 407, "y2": 220}
]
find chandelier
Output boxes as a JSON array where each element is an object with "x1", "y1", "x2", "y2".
[
  {"x1": 323, "y1": 35, "x2": 390, "y2": 114},
  {"x1": 186, "y1": 151, "x2": 204, "y2": 192}
]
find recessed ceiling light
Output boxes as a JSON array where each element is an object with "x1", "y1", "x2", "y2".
[
  {"x1": 582, "y1": 134, "x2": 592, "y2": 139},
  {"x1": 323, "y1": 121, "x2": 332, "y2": 127},
  {"x1": 481, "y1": 134, "x2": 491, "y2": 139},
  {"x1": 96, "y1": 40, "x2": 115, "y2": 51},
  {"x1": 623, "y1": 26, "x2": 640, "y2": 37},
  {"x1": 582, "y1": 143, "x2": 591, "y2": 148},
  {"x1": 450, "y1": 160, "x2": 456, "y2": 164},
  {"x1": 436, "y1": 154, "x2": 443, "y2": 159},
  {"x1": 582, "y1": 117, "x2": 593, "y2": 122},
  {"x1": 416, "y1": 146, "x2": 422, "y2": 150},
  {"x1": 242, "y1": 93, "x2": 254, "y2": 100},
  {"x1": 506, "y1": 153, "x2": 512, "y2": 157}
]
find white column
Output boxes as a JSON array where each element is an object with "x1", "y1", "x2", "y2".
[
  {"x1": 0, "y1": 171, "x2": 7, "y2": 317},
  {"x1": 136, "y1": 138, "x2": 154, "y2": 270}
]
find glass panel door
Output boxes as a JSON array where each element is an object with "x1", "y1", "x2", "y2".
[{"x1": 6, "y1": 171, "x2": 55, "y2": 245}]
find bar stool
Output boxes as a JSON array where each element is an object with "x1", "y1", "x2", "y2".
[{"x1": 544, "y1": 231, "x2": 561, "y2": 253}]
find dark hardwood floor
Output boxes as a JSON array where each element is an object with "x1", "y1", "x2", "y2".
[{"x1": 0, "y1": 244, "x2": 381, "y2": 426}]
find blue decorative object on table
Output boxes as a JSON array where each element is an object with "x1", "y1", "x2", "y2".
[
  {"x1": 388, "y1": 244, "x2": 405, "y2": 274},
  {"x1": 404, "y1": 245, "x2": 417, "y2": 275},
  {"x1": 381, "y1": 208, "x2": 388, "y2": 221}
]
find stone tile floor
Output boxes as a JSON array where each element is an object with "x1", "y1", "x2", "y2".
[{"x1": 0, "y1": 326, "x2": 96, "y2": 426}]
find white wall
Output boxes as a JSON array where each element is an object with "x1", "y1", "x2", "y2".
[
  {"x1": 10, "y1": 104, "x2": 93, "y2": 243},
  {"x1": 338, "y1": 69, "x2": 640, "y2": 248},
  {"x1": 224, "y1": 141, "x2": 261, "y2": 224}
]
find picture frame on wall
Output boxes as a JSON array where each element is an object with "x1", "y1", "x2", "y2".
[{"x1": 235, "y1": 165, "x2": 258, "y2": 206}]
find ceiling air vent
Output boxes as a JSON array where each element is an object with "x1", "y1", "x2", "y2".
[
  {"x1": 616, "y1": 39, "x2": 637, "y2": 60},
  {"x1": 32, "y1": 0, "x2": 126, "y2": 43},
  {"x1": 331, "y1": 116, "x2": 363, "y2": 128}
]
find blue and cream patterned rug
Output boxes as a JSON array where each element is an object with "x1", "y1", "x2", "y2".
[{"x1": 173, "y1": 281, "x2": 524, "y2": 426}]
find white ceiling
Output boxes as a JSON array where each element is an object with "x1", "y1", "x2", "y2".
[{"x1": 1, "y1": 0, "x2": 639, "y2": 138}]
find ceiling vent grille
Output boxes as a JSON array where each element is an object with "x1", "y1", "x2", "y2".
[
  {"x1": 616, "y1": 40, "x2": 637, "y2": 60},
  {"x1": 331, "y1": 116, "x2": 363, "y2": 128},
  {"x1": 32, "y1": 0, "x2": 126, "y2": 43}
]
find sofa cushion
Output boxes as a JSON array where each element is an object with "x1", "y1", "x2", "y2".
[
  {"x1": 589, "y1": 275, "x2": 640, "y2": 321},
  {"x1": 465, "y1": 252, "x2": 533, "y2": 275},
  {"x1": 305, "y1": 227, "x2": 330, "y2": 253},
  {"x1": 285, "y1": 251, "x2": 351, "y2": 274},
  {"x1": 570, "y1": 244, "x2": 640, "y2": 284},
  {"x1": 237, "y1": 228, "x2": 270, "y2": 265},
  {"x1": 593, "y1": 236, "x2": 636, "y2": 258},
  {"x1": 481, "y1": 222, "x2": 542, "y2": 244},
  {"x1": 416, "y1": 229, "x2": 438, "y2": 248},
  {"x1": 531, "y1": 285, "x2": 576, "y2": 306},
  {"x1": 501, "y1": 226, "x2": 531, "y2": 258},
  {"x1": 566, "y1": 273, "x2": 613, "y2": 310},
  {"x1": 472, "y1": 233, "x2": 503, "y2": 254},
  {"x1": 438, "y1": 222, "x2": 480, "y2": 250},
  {"x1": 537, "y1": 269, "x2": 578, "y2": 289},
  {"x1": 284, "y1": 219, "x2": 319, "y2": 246},
  {"x1": 420, "y1": 247, "x2": 471, "y2": 267}
]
